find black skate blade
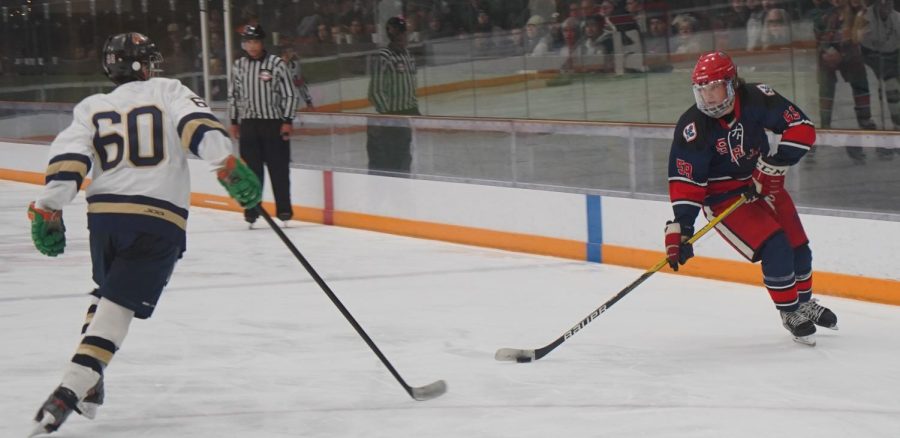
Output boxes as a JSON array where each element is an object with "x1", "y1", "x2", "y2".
[{"x1": 793, "y1": 334, "x2": 816, "y2": 346}]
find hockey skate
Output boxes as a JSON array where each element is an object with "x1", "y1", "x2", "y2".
[
  {"x1": 76, "y1": 377, "x2": 104, "y2": 420},
  {"x1": 30, "y1": 386, "x2": 78, "y2": 437},
  {"x1": 277, "y1": 211, "x2": 292, "y2": 228},
  {"x1": 245, "y1": 212, "x2": 258, "y2": 229},
  {"x1": 780, "y1": 310, "x2": 817, "y2": 346},
  {"x1": 798, "y1": 298, "x2": 838, "y2": 330}
]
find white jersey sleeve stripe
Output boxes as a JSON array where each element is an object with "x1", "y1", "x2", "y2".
[{"x1": 177, "y1": 113, "x2": 228, "y2": 155}]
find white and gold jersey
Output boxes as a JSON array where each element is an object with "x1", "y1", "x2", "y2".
[{"x1": 36, "y1": 77, "x2": 233, "y2": 249}]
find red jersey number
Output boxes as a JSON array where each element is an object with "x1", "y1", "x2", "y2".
[
  {"x1": 783, "y1": 106, "x2": 802, "y2": 124},
  {"x1": 676, "y1": 158, "x2": 694, "y2": 180}
]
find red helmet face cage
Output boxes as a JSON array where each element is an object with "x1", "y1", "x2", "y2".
[
  {"x1": 692, "y1": 51, "x2": 736, "y2": 85},
  {"x1": 692, "y1": 51, "x2": 737, "y2": 118}
]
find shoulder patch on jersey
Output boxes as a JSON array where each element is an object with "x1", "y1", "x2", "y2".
[
  {"x1": 756, "y1": 83, "x2": 775, "y2": 96},
  {"x1": 682, "y1": 122, "x2": 697, "y2": 142}
]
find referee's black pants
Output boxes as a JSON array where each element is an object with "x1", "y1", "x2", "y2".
[
  {"x1": 366, "y1": 107, "x2": 419, "y2": 175},
  {"x1": 238, "y1": 119, "x2": 292, "y2": 221}
]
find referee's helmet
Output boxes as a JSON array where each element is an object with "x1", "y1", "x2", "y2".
[{"x1": 241, "y1": 24, "x2": 266, "y2": 41}]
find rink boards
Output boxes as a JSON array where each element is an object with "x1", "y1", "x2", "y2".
[{"x1": 3, "y1": 140, "x2": 898, "y2": 306}]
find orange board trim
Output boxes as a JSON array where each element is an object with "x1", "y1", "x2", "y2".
[{"x1": 3, "y1": 168, "x2": 897, "y2": 306}]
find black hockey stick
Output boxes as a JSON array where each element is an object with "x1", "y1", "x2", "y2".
[
  {"x1": 495, "y1": 195, "x2": 748, "y2": 363},
  {"x1": 257, "y1": 207, "x2": 447, "y2": 401}
]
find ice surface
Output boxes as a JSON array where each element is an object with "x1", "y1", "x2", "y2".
[{"x1": 2, "y1": 180, "x2": 899, "y2": 437}]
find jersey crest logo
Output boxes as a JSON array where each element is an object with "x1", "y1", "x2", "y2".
[
  {"x1": 682, "y1": 122, "x2": 697, "y2": 142},
  {"x1": 258, "y1": 69, "x2": 273, "y2": 82},
  {"x1": 727, "y1": 123, "x2": 746, "y2": 163},
  {"x1": 756, "y1": 84, "x2": 775, "y2": 96}
]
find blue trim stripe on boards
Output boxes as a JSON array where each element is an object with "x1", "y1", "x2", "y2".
[{"x1": 586, "y1": 195, "x2": 602, "y2": 263}]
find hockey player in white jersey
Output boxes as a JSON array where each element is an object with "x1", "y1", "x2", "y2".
[{"x1": 27, "y1": 32, "x2": 261, "y2": 436}]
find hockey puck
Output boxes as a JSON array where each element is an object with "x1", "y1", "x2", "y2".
[{"x1": 516, "y1": 357, "x2": 532, "y2": 363}]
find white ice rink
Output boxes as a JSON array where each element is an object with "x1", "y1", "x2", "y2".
[{"x1": 2, "y1": 179, "x2": 900, "y2": 438}]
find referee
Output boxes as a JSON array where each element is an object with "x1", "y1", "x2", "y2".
[
  {"x1": 366, "y1": 16, "x2": 419, "y2": 174},
  {"x1": 228, "y1": 24, "x2": 300, "y2": 225}
]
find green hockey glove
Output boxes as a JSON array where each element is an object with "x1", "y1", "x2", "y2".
[
  {"x1": 27, "y1": 202, "x2": 66, "y2": 257},
  {"x1": 217, "y1": 155, "x2": 262, "y2": 209}
]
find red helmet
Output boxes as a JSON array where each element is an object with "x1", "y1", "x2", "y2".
[
  {"x1": 691, "y1": 51, "x2": 737, "y2": 118},
  {"x1": 691, "y1": 51, "x2": 737, "y2": 85}
]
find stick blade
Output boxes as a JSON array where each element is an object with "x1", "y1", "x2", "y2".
[
  {"x1": 494, "y1": 348, "x2": 536, "y2": 363},
  {"x1": 410, "y1": 380, "x2": 447, "y2": 401}
]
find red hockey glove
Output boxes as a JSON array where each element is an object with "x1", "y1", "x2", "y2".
[
  {"x1": 749, "y1": 156, "x2": 788, "y2": 201},
  {"x1": 665, "y1": 221, "x2": 694, "y2": 271}
]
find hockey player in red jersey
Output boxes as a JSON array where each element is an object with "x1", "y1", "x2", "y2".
[
  {"x1": 664, "y1": 51, "x2": 838, "y2": 346},
  {"x1": 27, "y1": 33, "x2": 261, "y2": 436}
]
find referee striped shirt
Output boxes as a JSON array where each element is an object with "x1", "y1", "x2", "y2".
[
  {"x1": 368, "y1": 46, "x2": 418, "y2": 114},
  {"x1": 228, "y1": 52, "x2": 299, "y2": 123}
]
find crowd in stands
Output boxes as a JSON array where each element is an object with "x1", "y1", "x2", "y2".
[
  {"x1": 0, "y1": 0, "x2": 837, "y2": 75},
  {"x1": 1, "y1": 0, "x2": 899, "y2": 132}
]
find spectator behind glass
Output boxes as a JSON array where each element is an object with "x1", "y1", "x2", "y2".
[
  {"x1": 857, "y1": 0, "x2": 900, "y2": 132},
  {"x1": 425, "y1": 14, "x2": 456, "y2": 40},
  {"x1": 547, "y1": 12, "x2": 566, "y2": 52},
  {"x1": 762, "y1": 8, "x2": 791, "y2": 49},
  {"x1": 580, "y1": 0, "x2": 598, "y2": 27},
  {"x1": 626, "y1": 0, "x2": 648, "y2": 34},
  {"x1": 406, "y1": 14, "x2": 423, "y2": 44},
  {"x1": 746, "y1": 0, "x2": 765, "y2": 50},
  {"x1": 644, "y1": 16, "x2": 674, "y2": 72},
  {"x1": 297, "y1": 3, "x2": 323, "y2": 38},
  {"x1": 332, "y1": 24, "x2": 347, "y2": 44},
  {"x1": 718, "y1": 0, "x2": 750, "y2": 50},
  {"x1": 473, "y1": 9, "x2": 499, "y2": 56},
  {"x1": 596, "y1": 1, "x2": 619, "y2": 54},
  {"x1": 341, "y1": 0, "x2": 367, "y2": 25},
  {"x1": 814, "y1": 0, "x2": 879, "y2": 163},
  {"x1": 673, "y1": 14, "x2": 704, "y2": 54},
  {"x1": 301, "y1": 23, "x2": 336, "y2": 57},
  {"x1": 503, "y1": 27, "x2": 527, "y2": 55},
  {"x1": 568, "y1": 2, "x2": 580, "y2": 19},
  {"x1": 317, "y1": 23, "x2": 331, "y2": 44},
  {"x1": 524, "y1": 15, "x2": 551, "y2": 55},
  {"x1": 804, "y1": 0, "x2": 830, "y2": 21},
  {"x1": 181, "y1": 26, "x2": 200, "y2": 71},
  {"x1": 528, "y1": 0, "x2": 557, "y2": 21},
  {"x1": 348, "y1": 19, "x2": 367, "y2": 44},
  {"x1": 559, "y1": 17, "x2": 581, "y2": 72},
  {"x1": 577, "y1": 15, "x2": 610, "y2": 71},
  {"x1": 599, "y1": 0, "x2": 616, "y2": 20}
]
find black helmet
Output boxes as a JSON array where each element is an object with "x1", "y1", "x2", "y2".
[
  {"x1": 101, "y1": 32, "x2": 163, "y2": 85},
  {"x1": 241, "y1": 24, "x2": 266, "y2": 41},
  {"x1": 386, "y1": 16, "x2": 407, "y2": 33}
]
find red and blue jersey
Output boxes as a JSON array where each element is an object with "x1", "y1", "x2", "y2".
[{"x1": 668, "y1": 82, "x2": 816, "y2": 229}]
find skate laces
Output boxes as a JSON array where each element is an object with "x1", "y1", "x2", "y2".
[
  {"x1": 781, "y1": 309, "x2": 810, "y2": 327},
  {"x1": 798, "y1": 298, "x2": 826, "y2": 322}
]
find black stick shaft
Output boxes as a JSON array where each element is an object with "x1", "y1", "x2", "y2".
[
  {"x1": 257, "y1": 207, "x2": 418, "y2": 398},
  {"x1": 519, "y1": 195, "x2": 748, "y2": 361}
]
